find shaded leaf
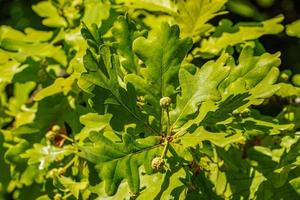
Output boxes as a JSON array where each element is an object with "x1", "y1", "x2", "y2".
[
  {"x1": 171, "y1": 53, "x2": 230, "y2": 129},
  {"x1": 112, "y1": 15, "x2": 147, "y2": 74},
  {"x1": 79, "y1": 131, "x2": 162, "y2": 196}
]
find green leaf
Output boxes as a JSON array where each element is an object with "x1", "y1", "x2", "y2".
[
  {"x1": 219, "y1": 46, "x2": 280, "y2": 106},
  {"x1": 289, "y1": 174, "x2": 300, "y2": 195},
  {"x1": 82, "y1": 0, "x2": 111, "y2": 27},
  {"x1": 6, "y1": 82, "x2": 36, "y2": 127},
  {"x1": 12, "y1": 123, "x2": 40, "y2": 137},
  {"x1": 5, "y1": 140, "x2": 30, "y2": 164},
  {"x1": 171, "y1": 53, "x2": 230, "y2": 129},
  {"x1": 276, "y1": 83, "x2": 300, "y2": 98},
  {"x1": 56, "y1": 176, "x2": 88, "y2": 198},
  {"x1": 121, "y1": 0, "x2": 228, "y2": 41},
  {"x1": 90, "y1": 166, "x2": 187, "y2": 199},
  {"x1": 0, "y1": 26, "x2": 67, "y2": 65},
  {"x1": 76, "y1": 113, "x2": 112, "y2": 141},
  {"x1": 83, "y1": 48, "x2": 98, "y2": 72},
  {"x1": 137, "y1": 168, "x2": 187, "y2": 199},
  {"x1": 198, "y1": 15, "x2": 284, "y2": 55},
  {"x1": 172, "y1": 45, "x2": 281, "y2": 134},
  {"x1": 80, "y1": 27, "x2": 159, "y2": 134},
  {"x1": 112, "y1": 15, "x2": 147, "y2": 74},
  {"x1": 36, "y1": 195, "x2": 51, "y2": 200},
  {"x1": 79, "y1": 131, "x2": 162, "y2": 196},
  {"x1": 126, "y1": 23, "x2": 192, "y2": 117},
  {"x1": 177, "y1": 127, "x2": 244, "y2": 148},
  {"x1": 174, "y1": 0, "x2": 228, "y2": 40},
  {"x1": 34, "y1": 75, "x2": 78, "y2": 101},
  {"x1": 286, "y1": 19, "x2": 300, "y2": 38},
  {"x1": 21, "y1": 144, "x2": 75, "y2": 170},
  {"x1": 0, "y1": 26, "x2": 53, "y2": 42},
  {"x1": 32, "y1": 1, "x2": 67, "y2": 27},
  {"x1": 0, "y1": 53, "x2": 20, "y2": 84},
  {"x1": 80, "y1": 45, "x2": 120, "y2": 92},
  {"x1": 226, "y1": 0, "x2": 262, "y2": 19},
  {"x1": 121, "y1": 0, "x2": 177, "y2": 14},
  {"x1": 30, "y1": 95, "x2": 82, "y2": 136},
  {"x1": 199, "y1": 93, "x2": 250, "y2": 127},
  {"x1": 20, "y1": 165, "x2": 45, "y2": 186}
]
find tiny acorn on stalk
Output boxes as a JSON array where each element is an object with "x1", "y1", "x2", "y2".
[
  {"x1": 46, "y1": 130, "x2": 57, "y2": 141},
  {"x1": 160, "y1": 96, "x2": 171, "y2": 109},
  {"x1": 151, "y1": 157, "x2": 165, "y2": 171}
]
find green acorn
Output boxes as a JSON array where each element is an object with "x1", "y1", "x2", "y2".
[
  {"x1": 151, "y1": 157, "x2": 164, "y2": 171},
  {"x1": 159, "y1": 97, "x2": 171, "y2": 109},
  {"x1": 46, "y1": 131, "x2": 57, "y2": 141}
]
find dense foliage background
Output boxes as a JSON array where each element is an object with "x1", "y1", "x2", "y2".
[{"x1": 1, "y1": 0, "x2": 300, "y2": 199}]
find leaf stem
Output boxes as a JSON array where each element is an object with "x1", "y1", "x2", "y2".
[
  {"x1": 160, "y1": 141, "x2": 169, "y2": 159},
  {"x1": 166, "y1": 107, "x2": 171, "y2": 136},
  {"x1": 160, "y1": 110, "x2": 165, "y2": 137},
  {"x1": 62, "y1": 156, "x2": 77, "y2": 171},
  {"x1": 63, "y1": 192, "x2": 73, "y2": 200},
  {"x1": 58, "y1": 134, "x2": 74, "y2": 143},
  {"x1": 173, "y1": 130, "x2": 186, "y2": 139}
]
